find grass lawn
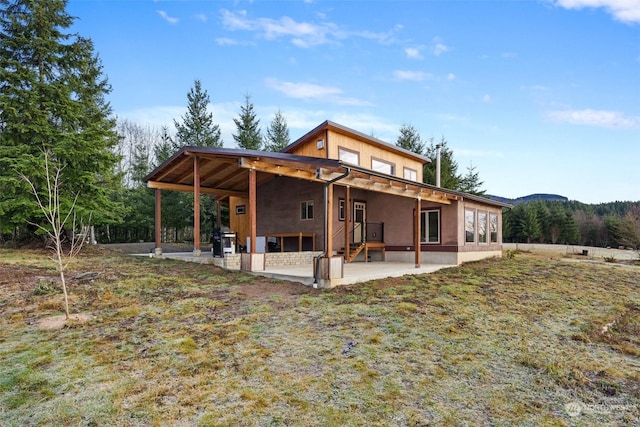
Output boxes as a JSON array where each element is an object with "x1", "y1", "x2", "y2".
[{"x1": 1, "y1": 248, "x2": 638, "y2": 426}]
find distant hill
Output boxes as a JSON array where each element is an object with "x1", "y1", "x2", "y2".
[{"x1": 487, "y1": 193, "x2": 569, "y2": 205}]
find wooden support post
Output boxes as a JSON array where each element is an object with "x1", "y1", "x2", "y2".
[
  {"x1": 249, "y1": 168, "x2": 257, "y2": 254},
  {"x1": 345, "y1": 185, "x2": 351, "y2": 260},
  {"x1": 415, "y1": 197, "x2": 421, "y2": 268},
  {"x1": 154, "y1": 188, "x2": 162, "y2": 255},
  {"x1": 216, "y1": 199, "x2": 222, "y2": 228},
  {"x1": 193, "y1": 156, "x2": 201, "y2": 255}
]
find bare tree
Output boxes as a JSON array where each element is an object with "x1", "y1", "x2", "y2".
[{"x1": 21, "y1": 151, "x2": 89, "y2": 319}]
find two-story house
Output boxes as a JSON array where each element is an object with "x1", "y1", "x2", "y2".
[{"x1": 144, "y1": 120, "x2": 510, "y2": 287}]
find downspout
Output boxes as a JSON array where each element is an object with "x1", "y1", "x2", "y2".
[{"x1": 313, "y1": 166, "x2": 351, "y2": 287}]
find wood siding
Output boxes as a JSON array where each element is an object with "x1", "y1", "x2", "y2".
[{"x1": 326, "y1": 130, "x2": 424, "y2": 182}]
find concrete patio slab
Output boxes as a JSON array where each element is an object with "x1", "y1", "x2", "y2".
[{"x1": 138, "y1": 252, "x2": 456, "y2": 287}]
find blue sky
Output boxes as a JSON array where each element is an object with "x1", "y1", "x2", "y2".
[{"x1": 67, "y1": 0, "x2": 639, "y2": 203}]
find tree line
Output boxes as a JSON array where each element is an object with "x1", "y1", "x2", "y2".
[{"x1": 503, "y1": 200, "x2": 640, "y2": 249}]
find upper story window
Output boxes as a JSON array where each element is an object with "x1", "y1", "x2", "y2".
[
  {"x1": 371, "y1": 158, "x2": 395, "y2": 175},
  {"x1": 403, "y1": 167, "x2": 418, "y2": 182},
  {"x1": 338, "y1": 147, "x2": 360, "y2": 165}
]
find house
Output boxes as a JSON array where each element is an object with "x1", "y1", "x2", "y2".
[{"x1": 143, "y1": 120, "x2": 510, "y2": 287}]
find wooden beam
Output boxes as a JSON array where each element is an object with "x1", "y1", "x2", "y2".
[
  {"x1": 249, "y1": 169, "x2": 257, "y2": 254},
  {"x1": 238, "y1": 158, "x2": 321, "y2": 182},
  {"x1": 345, "y1": 185, "x2": 351, "y2": 260},
  {"x1": 154, "y1": 156, "x2": 192, "y2": 182},
  {"x1": 327, "y1": 183, "x2": 334, "y2": 255},
  {"x1": 194, "y1": 156, "x2": 201, "y2": 253},
  {"x1": 146, "y1": 181, "x2": 247, "y2": 198},
  {"x1": 415, "y1": 198, "x2": 421, "y2": 268},
  {"x1": 155, "y1": 189, "x2": 162, "y2": 252}
]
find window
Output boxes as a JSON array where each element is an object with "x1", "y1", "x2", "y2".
[
  {"x1": 490, "y1": 213, "x2": 498, "y2": 243},
  {"x1": 465, "y1": 209, "x2": 476, "y2": 243},
  {"x1": 478, "y1": 211, "x2": 487, "y2": 243},
  {"x1": 338, "y1": 147, "x2": 359, "y2": 165},
  {"x1": 403, "y1": 167, "x2": 417, "y2": 181},
  {"x1": 372, "y1": 158, "x2": 395, "y2": 175},
  {"x1": 235, "y1": 205, "x2": 246, "y2": 215},
  {"x1": 301, "y1": 201, "x2": 314, "y2": 220},
  {"x1": 420, "y1": 210, "x2": 440, "y2": 243},
  {"x1": 338, "y1": 199, "x2": 345, "y2": 221}
]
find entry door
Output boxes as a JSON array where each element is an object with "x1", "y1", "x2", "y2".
[{"x1": 353, "y1": 202, "x2": 366, "y2": 243}]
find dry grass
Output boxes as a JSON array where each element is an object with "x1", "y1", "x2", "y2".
[{"x1": 1, "y1": 248, "x2": 639, "y2": 426}]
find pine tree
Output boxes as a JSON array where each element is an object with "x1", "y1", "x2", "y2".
[
  {"x1": 458, "y1": 162, "x2": 486, "y2": 196},
  {"x1": 233, "y1": 94, "x2": 263, "y2": 150},
  {"x1": 174, "y1": 80, "x2": 222, "y2": 148},
  {"x1": 396, "y1": 123, "x2": 425, "y2": 155},
  {"x1": 154, "y1": 126, "x2": 175, "y2": 166},
  {"x1": 264, "y1": 110, "x2": 290, "y2": 152},
  {"x1": 0, "y1": 0, "x2": 123, "y2": 238},
  {"x1": 423, "y1": 137, "x2": 460, "y2": 189}
]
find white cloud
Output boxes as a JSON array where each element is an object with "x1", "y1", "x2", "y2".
[
  {"x1": 547, "y1": 109, "x2": 640, "y2": 128},
  {"x1": 553, "y1": 0, "x2": 640, "y2": 24},
  {"x1": 482, "y1": 94, "x2": 492, "y2": 103},
  {"x1": 393, "y1": 70, "x2": 430, "y2": 81},
  {"x1": 265, "y1": 78, "x2": 373, "y2": 106},
  {"x1": 156, "y1": 10, "x2": 179, "y2": 24},
  {"x1": 447, "y1": 73, "x2": 456, "y2": 81},
  {"x1": 215, "y1": 37, "x2": 254, "y2": 46},
  {"x1": 404, "y1": 47, "x2": 424, "y2": 59},
  {"x1": 220, "y1": 9, "x2": 400, "y2": 48},
  {"x1": 432, "y1": 38, "x2": 449, "y2": 56},
  {"x1": 194, "y1": 13, "x2": 208, "y2": 23}
]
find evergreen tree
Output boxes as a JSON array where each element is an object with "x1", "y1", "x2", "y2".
[
  {"x1": 154, "y1": 126, "x2": 174, "y2": 166},
  {"x1": 174, "y1": 79, "x2": 222, "y2": 148},
  {"x1": 519, "y1": 206, "x2": 541, "y2": 243},
  {"x1": 233, "y1": 94, "x2": 262, "y2": 150},
  {"x1": 395, "y1": 123, "x2": 425, "y2": 155},
  {"x1": 264, "y1": 110, "x2": 290, "y2": 152},
  {"x1": 458, "y1": 162, "x2": 486, "y2": 196},
  {"x1": 0, "y1": 0, "x2": 123, "y2": 238},
  {"x1": 423, "y1": 137, "x2": 460, "y2": 189},
  {"x1": 560, "y1": 211, "x2": 579, "y2": 245}
]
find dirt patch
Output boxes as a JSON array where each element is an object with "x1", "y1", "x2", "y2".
[
  {"x1": 37, "y1": 313, "x2": 95, "y2": 330},
  {"x1": 237, "y1": 279, "x2": 313, "y2": 306}
]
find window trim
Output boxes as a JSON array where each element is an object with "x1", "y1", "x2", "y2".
[
  {"x1": 300, "y1": 200, "x2": 314, "y2": 220},
  {"x1": 489, "y1": 212, "x2": 499, "y2": 244},
  {"x1": 338, "y1": 146, "x2": 360, "y2": 166},
  {"x1": 465, "y1": 209, "x2": 476, "y2": 244},
  {"x1": 403, "y1": 167, "x2": 418, "y2": 181},
  {"x1": 371, "y1": 157, "x2": 395, "y2": 176},
  {"x1": 478, "y1": 210, "x2": 488, "y2": 244},
  {"x1": 338, "y1": 198, "x2": 345, "y2": 221},
  {"x1": 420, "y1": 209, "x2": 440, "y2": 244}
]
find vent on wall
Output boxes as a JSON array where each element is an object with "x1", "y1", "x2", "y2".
[{"x1": 317, "y1": 139, "x2": 324, "y2": 149}]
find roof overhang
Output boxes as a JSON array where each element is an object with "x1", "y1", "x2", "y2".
[{"x1": 143, "y1": 147, "x2": 510, "y2": 208}]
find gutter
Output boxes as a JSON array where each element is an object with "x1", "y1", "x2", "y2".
[{"x1": 313, "y1": 166, "x2": 351, "y2": 287}]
